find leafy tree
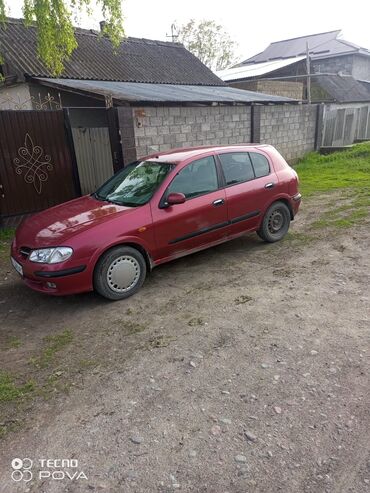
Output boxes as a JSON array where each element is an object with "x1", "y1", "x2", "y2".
[
  {"x1": 0, "y1": 0, "x2": 124, "y2": 76},
  {"x1": 175, "y1": 19, "x2": 237, "y2": 71}
]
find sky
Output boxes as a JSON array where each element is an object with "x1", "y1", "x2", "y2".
[{"x1": 7, "y1": 0, "x2": 370, "y2": 63}]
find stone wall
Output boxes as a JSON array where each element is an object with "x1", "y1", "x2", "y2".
[
  {"x1": 129, "y1": 103, "x2": 318, "y2": 163},
  {"x1": 259, "y1": 105, "x2": 318, "y2": 162},
  {"x1": 132, "y1": 106, "x2": 251, "y2": 158}
]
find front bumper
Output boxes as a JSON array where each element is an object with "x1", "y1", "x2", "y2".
[{"x1": 10, "y1": 244, "x2": 93, "y2": 296}]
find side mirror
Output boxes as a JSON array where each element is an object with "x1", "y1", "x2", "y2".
[{"x1": 167, "y1": 192, "x2": 186, "y2": 206}]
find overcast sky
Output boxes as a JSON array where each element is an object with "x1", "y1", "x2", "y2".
[{"x1": 8, "y1": 0, "x2": 370, "y2": 62}]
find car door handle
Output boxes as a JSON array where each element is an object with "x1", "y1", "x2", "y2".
[
  {"x1": 213, "y1": 198, "x2": 225, "y2": 206},
  {"x1": 264, "y1": 182, "x2": 275, "y2": 189}
]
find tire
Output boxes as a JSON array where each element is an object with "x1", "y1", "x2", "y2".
[
  {"x1": 93, "y1": 246, "x2": 147, "y2": 300},
  {"x1": 257, "y1": 201, "x2": 291, "y2": 243}
]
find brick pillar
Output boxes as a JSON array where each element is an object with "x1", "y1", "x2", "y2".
[
  {"x1": 251, "y1": 105, "x2": 261, "y2": 143},
  {"x1": 116, "y1": 106, "x2": 137, "y2": 167}
]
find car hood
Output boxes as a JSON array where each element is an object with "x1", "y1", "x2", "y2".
[{"x1": 16, "y1": 195, "x2": 134, "y2": 247}]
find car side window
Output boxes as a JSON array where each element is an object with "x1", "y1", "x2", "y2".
[
  {"x1": 218, "y1": 152, "x2": 255, "y2": 185},
  {"x1": 250, "y1": 152, "x2": 270, "y2": 178},
  {"x1": 166, "y1": 156, "x2": 219, "y2": 199}
]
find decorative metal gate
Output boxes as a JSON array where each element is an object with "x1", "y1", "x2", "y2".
[{"x1": 0, "y1": 110, "x2": 78, "y2": 225}]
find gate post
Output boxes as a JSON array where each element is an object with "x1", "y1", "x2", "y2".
[
  {"x1": 315, "y1": 103, "x2": 325, "y2": 151},
  {"x1": 107, "y1": 107, "x2": 124, "y2": 173},
  {"x1": 251, "y1": 104, "x2": 261, "y2": 143},
  {"x1": 63, "y1": 108, "x2": 82, "y2": 196},
  {"x1": 116, "y1": 107, "x2": 137, "y2": 167}
]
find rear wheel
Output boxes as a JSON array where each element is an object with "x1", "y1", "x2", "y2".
[
  {"x1": 257, "y1": 202, "x2": 291, "y2": 243},
  {"x1": 94, "y1": 246, "x2": 147, "y2": 300}
]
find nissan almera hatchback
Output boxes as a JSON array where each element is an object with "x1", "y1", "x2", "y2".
[{"x1": 11, "y1": 144, "x2": 301, "y2": 300}]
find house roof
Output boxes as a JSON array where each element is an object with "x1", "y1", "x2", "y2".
[
  {"x1": 242, "y1": 30, "x2": 370, "y2": 64},
  {"x1": 217, "y1": 56, "x2": 305, "y2": 82},
  {"x1": 0, "y1": 18, "x2": 224, "y2": 86},
  {"x1": 33, "y1": 77, "x2": 297, "y2": 104},
  {"x1": 313, "y1": 74, "x2": 370, "y2": 103}
]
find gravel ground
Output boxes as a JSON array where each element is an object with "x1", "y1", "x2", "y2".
[{"x1": 0, "y1": 193, "x2": 369, "y2": 493}]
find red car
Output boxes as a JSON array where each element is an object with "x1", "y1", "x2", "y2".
[{"x1": 11, "y1": 144, "x2": 301, "y2": 300}]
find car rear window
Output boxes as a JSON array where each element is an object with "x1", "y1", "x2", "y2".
[
  {"x1": 218, "y1": 152, "x2": 254, "y2": 186},
  {"x1": 250, "y1": 152, "x2": 270, "y2": 178}
]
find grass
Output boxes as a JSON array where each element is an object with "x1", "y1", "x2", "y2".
[
  {"x1": 283, "y1": 231, "x2": 314, "y2": 245},
  {"x1": 0, "y1": 372, "x2": 35, "y2": 402},
  {"x1": 0, "y1": 228, "x2": 14, "y2": 242},
  {"x1": 112, "y1": 320, "x2": 146, "y2": 335},
  {"x1": 295, "y1": 143, "x2": 370, "y2": 230},
  {"x1": 3, "y1": 336, "x2": 22, "y2": 350},
  {"x1": 295, "y1": 142, "x2": 370, "y2": 197},
  {"x1": 312, "y1": 207, "x2": 368, "y2": 229},
  {"x1": 0, "y1": 228, "x2": 15, "y2": 254},
  {"x1": 29, "y1": 329, "x2": 73, "y2": 369}
]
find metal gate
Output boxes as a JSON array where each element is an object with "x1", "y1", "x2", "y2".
[
  {"x1": 71, "y1": 127, "x2": 114, "y2": 195},
  {"x1": 0, "y1": 110, "x2": 78, "y2": 223},
  {"x1": 323, "y1": 104, "x2": 370, "y2": 146}
]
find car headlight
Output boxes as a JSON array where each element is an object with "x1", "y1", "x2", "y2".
[{"x1": 29, "y1": 247, "x2": 73, "y2": 264}]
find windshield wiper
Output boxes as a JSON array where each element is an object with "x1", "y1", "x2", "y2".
[
  {"x1": 92, "y1": 192, "x2": 106, "y2": 201},
  {"x1": 105, "y1": 198, "x2": 139, "y2": 207}
]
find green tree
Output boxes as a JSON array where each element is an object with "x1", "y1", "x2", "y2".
[
  {"x1": 175, "y1": 19, "x2": 237, "y2": 71},
  {"x1": 0, "y1": 0, "x2": 124, "y2": 76}
]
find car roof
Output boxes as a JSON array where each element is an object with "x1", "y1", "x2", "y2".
[{"x1": 143, "y1": 144, "x2": 272, "y2": 164}]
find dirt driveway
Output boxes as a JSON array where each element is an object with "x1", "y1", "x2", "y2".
[{"x1": 0, "y1": 194, "x2": 369, "y2": 493}]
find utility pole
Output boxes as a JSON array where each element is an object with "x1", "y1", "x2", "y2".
[
  {"x1": 166, "y1": 24, "x2": 178, "y2": 43},
  {"x1": 306, "y1": 41, "x2": 311, "y2": 104}
]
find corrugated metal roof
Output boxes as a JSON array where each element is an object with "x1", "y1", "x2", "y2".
[
  {"x1": 0, "y1": 18, "x2": 223, "y2": 86},
  {"x1": 242, "y1": 30, "x2": 370, "y2": 64},
  {"x1": 33, "y1": 78, "x2": 296, "y2": 104},
  {"x1": 217, "y1": 56, "x2": 305, "y2": 82},
  {"x1": 314, "y1": 75, "x2": 370, "y2": 103}
]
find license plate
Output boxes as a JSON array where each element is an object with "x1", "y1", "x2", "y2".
[{"x1": 11, "y1": 257, "x2": 23, "y2": 277}]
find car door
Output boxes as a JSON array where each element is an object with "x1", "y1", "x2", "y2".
[
  {"x1": 151, "y1": 155, "x2": 228, "y2": 262},
  {"x1": 217, "y1": 151, "x2": 276, "y2": 235}
]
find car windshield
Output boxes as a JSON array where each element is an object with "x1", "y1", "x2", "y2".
[{"x1": 94, "y1": 161, "x2": 174, "y2": 207}]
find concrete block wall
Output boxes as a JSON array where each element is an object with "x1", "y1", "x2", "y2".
[
  {"x1": 132, "y1": 106, "x2": 251, "y2": 158},
  {"x1": 260, "y1": 105, "x2": 317, "y2": 162}
]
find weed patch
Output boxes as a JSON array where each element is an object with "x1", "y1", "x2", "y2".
[
  {"x1": 3, "y1": 336, "x2": 22, "y2": 350},
  {"x1": 234, "y1": 295, "x2": 253, "y2": 305},
  {"x1": 0, "y1": 372, "x2": 35, "y2": 402},
  {"x1": 29, "y1": 329, "x2": 73, "y2": 369},
  {"x1": 188, "y1": 317, "x2": 205, "y2": 327},
  {"x1": 0, "y1": 228, "x2": 14, "y2": 256}
]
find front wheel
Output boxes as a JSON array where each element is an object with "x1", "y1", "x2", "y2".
[
  {"x1": 94, "y1": 246, "x2": 147, "y2": 300},
  {"x1": 257, "y1": 202, "x2": 291, "y2": 243}
]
